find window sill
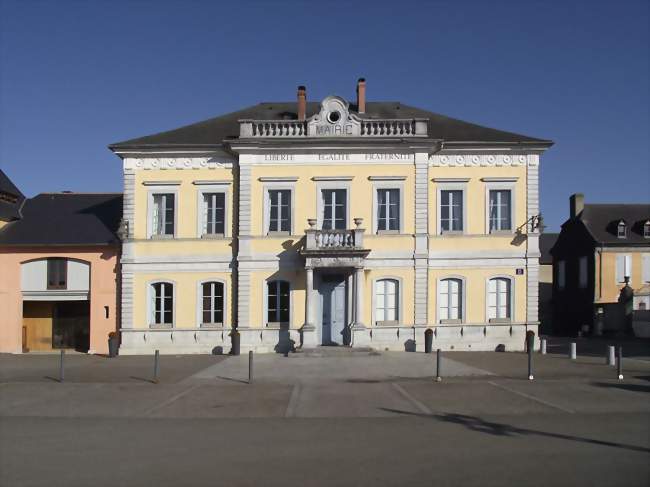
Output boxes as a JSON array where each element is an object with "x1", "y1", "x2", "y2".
[
  {"x1": 149, "y1": 234, "x2": 175, "y2": 240},
  {"x1": 149, "y1": 324, "x2": 173, "y2": 329},
  {"x1": 200, "y1": 323, "x2": 224, "y2": 329},
  {"x1": 201, "y1": 233, "x2": 226, "y2": 239},
  {"x1": 375, "y1": 320, "x2": 399, "y2": 326},
  {"x1": 488, "y1": 230, "x2": 513, "y2": 236},
  {"x1": 439, "y1": 319, "x2": 462, "y2": 324},
  {"x1": 267, "y1": 231, "x2": 291, "y2": 237},
  {"x1": 266, "y1": 322, "x2": 290, "y2": 329},
  {"x1": 439, "y1": 231, "x2": 465, "y2": 236},
  {"x1": 488, "y1": 318, "x2": 511, "y2": 324},
  {"x1": 376, "y1": 230, "x2": 401, "y2": 235}
]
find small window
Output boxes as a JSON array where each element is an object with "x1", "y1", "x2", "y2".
[
  {"x1": 377, "y1": 188, "x2": 400, "y2": 232},
  {"x1": 489, "y1": 190, "x2": 512, "y2": 232},
  {"x1": 152, "y1": 193, "x2": 175, "y2": 236},
  {"x1": 375, "y1": 279, "x2": 399, "y2": 323},
  {"x1": 488, "y1": 277, "x2": 511, "y2": 321},
  {"x1": 203, "y1": 193, "x2": 225, "y2": 236},
  {"x1": 202, "y1": 281, "x2": 224, "y2": 325},
  {"x1": 47, "y1": 258, "x2": 67, "y2": 290},
  {"x1": 267, "y1": 280, "x2": 290, "y2": 324},
  {"x1": 579, "y1": 256, "x2": 588, "y2": 289},
  {"x1": 440, "y1": 190, "x2": 463, "y2": 233},
  {"x1": 643, "y1": 220, "x2": 650, "y2": 238},
  {"x1": 268, "y1": 189, "x2": 291, "y2": 233},
  {"x1": 557, "y1": 261, "x2": 566, "y2": 290},
  {"x1": 151, "y1": 282, "x2": 173, "y2": 326},
  {"x1": 439, "y1": 278, "x2": 462, "y2": 322},
  {"x1": 617, "y1": 220, "x2": 627, "y2": 239},
  {"x1": 322, "y1": 189, "x2": 346, "y2": 230}
]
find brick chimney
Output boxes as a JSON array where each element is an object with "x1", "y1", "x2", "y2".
[
  {"x1": 297, "y1": 85, "x2": 306, "y2": 120},
  {"x1": 356, "y1": 78, "x2": 366, "y2": 114},
  {"x1": 570, "y1": 193, "x2": 584, "y2": 219}
]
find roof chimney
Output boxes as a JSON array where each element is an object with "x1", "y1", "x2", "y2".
[
  {"x1": 356, "y1": 78, "x2": 366, "y2": 114},
  {"x1": 570, "y1": 193, "x2": 584, "y2": 219},
  {"x1": 297, "y1": 85, "x2": 306, "y2": 120}
]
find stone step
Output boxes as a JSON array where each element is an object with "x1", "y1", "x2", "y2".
[{"x1": 296, "y1": 346, "x2": 378, "y2": 358}]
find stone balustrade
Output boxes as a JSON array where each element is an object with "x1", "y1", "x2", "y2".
[{"x1": 239, "y1": 118, "x2": 428, "y2": 138}]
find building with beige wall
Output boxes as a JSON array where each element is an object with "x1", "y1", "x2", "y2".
[
  {"x1": 110, "y1": 80, "x2": 552, "y2": 354},
  {"x1": 0, "y1": 180, "x2": 121, "y2": 354},
  {"x1": 551, "y1": 194, "x2": 650, "y2": 335}
]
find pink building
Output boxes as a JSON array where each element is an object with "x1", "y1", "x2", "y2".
[{"x1": 0, "y1": 171, "x2": 122, "y2": 354}]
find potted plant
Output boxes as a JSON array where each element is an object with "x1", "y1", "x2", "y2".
[{"x1": 108, "y1": 331, "x2": 119, "y2": 358}]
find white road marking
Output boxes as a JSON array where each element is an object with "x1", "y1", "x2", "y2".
[
  {"x1": 391, "y1": 382, "x2": 432, "y2": 416},
  {"x1": 144, "y1": 384, "x2": 201, "y2": 416},
  {"x1": 284, "y1": 382, "x2": 302, "y2": 418},
  {"x1": 487, "y1": 381, "x2": 575, "y2": 414}
]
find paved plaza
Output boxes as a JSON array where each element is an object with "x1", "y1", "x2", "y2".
[{"x1": 1, "y1": 339, "x2": 649, "y2": 486}]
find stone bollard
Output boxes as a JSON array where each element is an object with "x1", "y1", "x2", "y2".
[
  {"x1": 569, "y1": 342, "x2": 577, "y2": 360},
  {"x1": 59, "y1": 349, "x2": 65, "y2": 383},
  {"x1": 248, "y1": 351, "x2": 254, "y2": 384},
  {"x1": 607, "y1": 345, "x2": 615, "y2": 366},
  {"x1": 527, "y1": 345, "x2": 534, "y2": 381},
  {"x1": 153, "y1": 350, "x2": 160, "y2": 384},
  {"x1": 435, "y1": 349, "x2": 442, "y2": 382},
  {"x1": 540, "y1": 338, "x2": 547, "y2": 355},
  {"x1": 617, "y1": 346, "x2": 623, "y2": 380}
]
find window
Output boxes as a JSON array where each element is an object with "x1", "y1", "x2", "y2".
[
  {"x1": 375, "y1": 279, "x2": 399, "y2": 323},
  {"x1": 489, "y1": 190, "x2": 512, "y2": 232},
  {"x1": 616, "y1": 254, "x2": 632, "y2": 283},
  {"x1": 643, "y1": 255, "x2": 650, "y2": 283},
  {"x1": 440, "y1": 190, "x2": 463, "y2": 232},
  {"x1": 617, "y1": 220, "x2": 627, "y2": 238},
  {"x1": 202, "y1": 281, "x2": 224, "y2": 325},
  {"x1": 439, "y1": 278, "x2": 462, "y2": 322},
  {"x1": 202, "y1": 193, "x2": 225, "y2": 236},
  {"x1": 643, "y1": 220, "x2": 650, "y2": 238},
  {"x1": 322, "y1": 189, "x2": 346, "y2": 230},
  {"x1": 152, "y1": 193, "x2": 175, "y2": 236},
  {"x1": 557, "y1": 260, "x2": 566, "y2": 290},
  {"x1": 488, "y1": 277, "x2": 511, "y2": 321},
  {"x1": 579, "y1": 256, "x2": 588, "y2": 289},
  {"x1": 268, "y1": 189, "x2": 291, "y2": 233},
  {"x1": 267, "y1": 280, "x2": 290, "y2": 324},
  {"x1": 47, "y1": 258, "x2": 67, "y2": 290},
  {"x1": 376, "y1": 188, "x2": 400, "y2": 232},
  {"x1": 151, "y1": 282, "x2": 173, "y2": 326}
]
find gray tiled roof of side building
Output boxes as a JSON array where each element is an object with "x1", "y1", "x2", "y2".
[
  {"x1": 0, "y1": 193, "x2": 123, "y2": 246},
  {"x1": 0, "y1": 169, "x2": 26, "y2": 221},
  {"x1": 579, "y1": 204, "x2": 650, "y2": 245},
  {"x1": 109, "y1": 101, "x2": 552, "y2": 149}
]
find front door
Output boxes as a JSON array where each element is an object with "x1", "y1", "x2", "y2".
[{"x1": 320, "y1": 275, "x2": 346, "y2": 345}]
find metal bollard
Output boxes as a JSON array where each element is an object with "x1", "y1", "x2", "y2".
[
  {"x1": 153, "y1": 350, "x2": 160, "y2": 384},
  {"x1": 435, "y1": 349, "x2": 442, "y2": 382},
  {"x1": 59, "y1": 349, "x2": 65, "y2": 383},
  {"x1": 528, "y1": 346, "x2": 534, "y2": 380},
  {"x1": 607, "y1": 345, "x2": 615, "y2": 366},
  {"x1": 617, "y1": 346, "x2": 623, "y2": 380},
  {"x1": 248, "y1": 351, "x2": 254, "y2": 384},
  {"x1": 569, "y1": 342, "x2": 577, "y2": 360},
  {"x1": 540, "y1": 338, "x2": 547, "y2": 355}
]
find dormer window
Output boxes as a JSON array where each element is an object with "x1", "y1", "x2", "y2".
[
  {"x1": 644, "y1": 220, "x2": 650, "y2": 238},
  {"x1": 617, "y1": 220, "x2": 627, "y2": 239}
]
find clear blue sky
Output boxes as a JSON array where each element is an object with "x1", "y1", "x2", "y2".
[{"x1": 1, "y1": 0, "x2": 648, "y2": 230}]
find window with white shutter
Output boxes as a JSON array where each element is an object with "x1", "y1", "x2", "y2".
[
  {"x1": 439, "y1": 278, "x2": 462, "y2": 322},
  {"x1": 488, "y1": 277, "x2": 511, "y2": 321},
  {"x1": 643, "y1": 255, "x2": 650, "y2": 283},
  {"x1": 375, "y1": 279, "x2": 399, "y2": 323},
  {"x1": 579, "y1": 256, "x2": 588, "y2": 289},
  {"x1": 616, "y1": 254, "x2": 632, "y2": 284}
]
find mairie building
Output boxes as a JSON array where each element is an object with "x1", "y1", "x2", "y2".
[{"x1": 110, "y1": 80, "x2": 553, "y2": 354}]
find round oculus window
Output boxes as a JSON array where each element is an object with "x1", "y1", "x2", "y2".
[{"x1": 327, "y1": 110, "x2": 341, "y2": 124}]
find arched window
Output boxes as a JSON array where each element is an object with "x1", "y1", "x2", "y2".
[
  {"x1": 267, "y1": 280, "x2": 290, "y2": 324},
  {"x1": 375, "y1": 278, "x2": 399, "y2": 323},
  {"x1": 150, "y1": 282, "x2": 173, "y2": 326},
  {"x1": 202, "y1": 281, "x2": 224, "y2": 326},
  {"x1": 439, "y1": 278, "x2": 463, "y2": 322},
  {"x1": 488, "y1": 277, "x2": 511, "y2": 321},
  {"x1": 617, "y1": 220, "x2": 627, "y2": 238}
]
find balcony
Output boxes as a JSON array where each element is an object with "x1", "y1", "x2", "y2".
[{"x1": 301, "y1": 218, "x2": 370, "y2": 266}]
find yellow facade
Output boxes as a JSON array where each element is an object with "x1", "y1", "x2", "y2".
[{"x1": 595, "y1": 250, "x2": 649, "y2": 303}]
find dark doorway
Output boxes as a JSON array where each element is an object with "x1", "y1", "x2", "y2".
[{"x1": 52, "y1": 301, "x2": 90, "y2": 352}]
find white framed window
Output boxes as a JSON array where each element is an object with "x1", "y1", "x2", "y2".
[
  {"x1": 642, "y1": 254, "x2": 650, "y2": 283},
  {"x1": 616, "y1": 254, "x2": 632, "y2": 283},
  {"x1": 152, "y1": 193, "x2": 175, "y2": 236},
  {"x1": 149, "y1": 281, "x2": 174, "y2": 327},
  {"x1": 440, "y1": 190, "x2": 464, "y2": 233},
  {"x1": 321, "y1": 189, "x2": 347, "y2": 230},
  {"x1": 488, "y1": 190, "x2": 512, "y2": 232},
  {"x1": 487, "y1": 277, "x2": 512, "y2": 322},
  {"x1": 375, "y1": 278, "x2": 399, "y2": 323},
  {"x1": 266, "y1": 280, "x2": 290, "y2": 325},
  {"x1": 376, "y1": 188, "x2": 400, "y2": 232},
  {"x1": 268, "y1": 189, "x2": 292, "y2": 233},
  {"x1": 202, "y1": 193, "x2": 225, "y2": 236},
  {"x1": 558, "y1": 260, "x2": 566, "y2": 290},
  {"x1": 579, "y1": 256, "x2": 588, "y2": 289},
  {"x1": 438, "y1": 278, "x2": 463, "y2": 323},
  {"x1": 201, "y1": 281, "x2": 225, "y2": 326},
  {"x1": 643, "y1": 221, "x2": 650, "y2": 238},
  {"x1": 617, "y1": 220, "x2": 627, "y2": 238}
]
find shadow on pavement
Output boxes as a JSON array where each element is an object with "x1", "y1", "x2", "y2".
[
  {"x1": 379, "y1": 409, "x2": 650, "y2": 454},
  {"x1": 591, "y1": 382, "x2": 650, "y2": 394}
]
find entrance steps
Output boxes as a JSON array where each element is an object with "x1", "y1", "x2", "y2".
[{"x1": 296, "y1": 346, "x2": 378, "y2": 358}]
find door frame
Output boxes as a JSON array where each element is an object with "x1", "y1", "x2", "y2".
[{"x1": 316, "y1": 271, "x2": 349, "y2": 346}]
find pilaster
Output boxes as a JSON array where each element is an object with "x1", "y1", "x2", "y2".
[
  {"x1": 526, "y1": 155, "x2": 540, "y2": 324},
  {"x1": 414, "y1": 152, "x2": 429, "y2": 326}
]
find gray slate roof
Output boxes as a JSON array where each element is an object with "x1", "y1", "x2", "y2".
[
  {"x1": 0, "y1": 193, "x2": 122, "y2": 246},
  {"x1": 0, "y1": 169, "x2": 25, "y2": 221},
  {"x1": 110, "y1": 101, "x2": 551, "y2": 149},
  {"x1": 579, "y1": 204, "x2": 650, "y2": 245}
]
